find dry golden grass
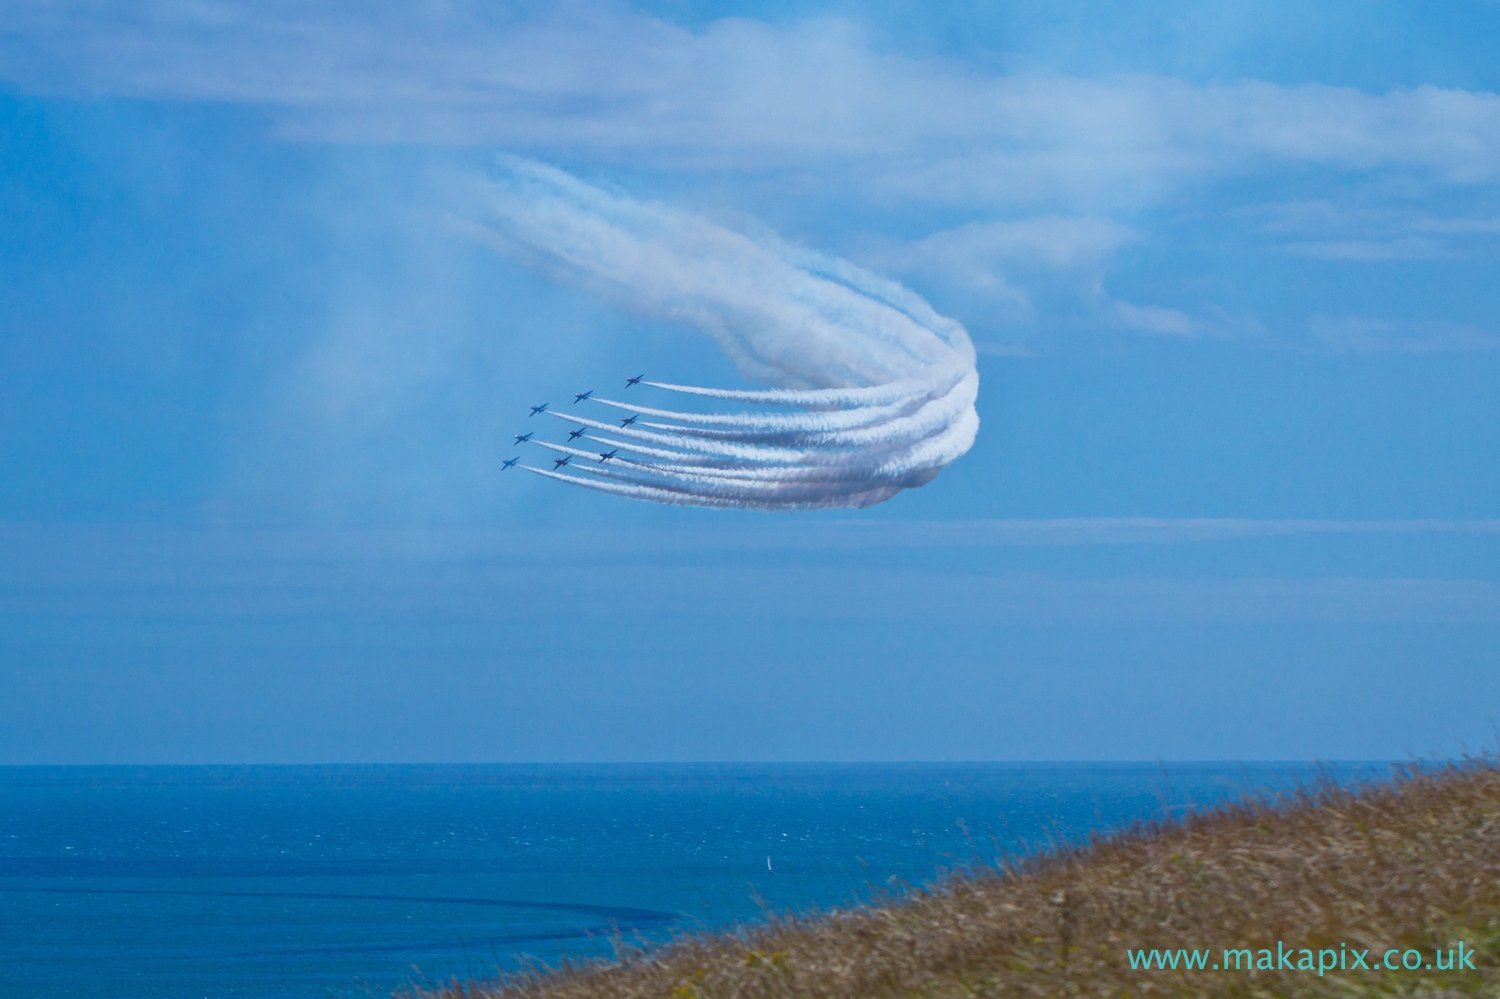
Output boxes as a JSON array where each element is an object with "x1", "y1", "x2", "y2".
[{"x1": 412, "y1": 759, "x2": 1500, "y2": 999}]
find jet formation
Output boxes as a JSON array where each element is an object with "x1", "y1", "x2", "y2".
[{"x1": 507, "y1": 377, "x2": 644, "y2": 477}]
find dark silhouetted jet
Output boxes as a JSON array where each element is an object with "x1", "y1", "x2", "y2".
[
  {"x1": 502, "y1": 457, "x2": 519, "y2": 470},
  {"x1": 568, "y1": 427, "x2": 588, "y2": 441},
  {"x1": 573, "y1": 390, "x2": 593, "y2": 404},
  {"x1": 598, "y1": 450, "x2": 619, "y2": 463},
  {"x1": 620, "y1": 414, "x2": 639, "y2": 427},
  {"x1": 529, "y1": 403, "x2": 548, "y2": 416},
  {"x1": 553, "y1": 456, "x2": 571, "y2": 469},
  {"x1": 625, "y1": 374, "x2": 645, "y2": 388},
  {"x1": 513, "y1": 432, "x2": 533, "y2": 445}
]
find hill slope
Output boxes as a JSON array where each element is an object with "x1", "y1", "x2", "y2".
[{"x1": 414, "y1": 760, "x2": 1500, "y2": 999}]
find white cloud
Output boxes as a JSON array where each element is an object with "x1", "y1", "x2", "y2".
[
  {"x1": 1112, "y1": 301, "x2": 1197, "y2": 337},
  {"x1": 973, "y1": 342, "x2": 1037, "y2": 357},
  {"x1": 868, "y1": 518, "x2": 1500, "y2": 548},
  {"x1": 6, "y1": 518, "x2": 1498, "y2": 572},
  {"x1": 1099, "y1": 300, "x2": 1260, "y2": 340},
  {"x1": 4, "y1": 2, "x2": 1500, "y2": 209},
  {"x1": 8, "y1": 2, "x2": 1498, "y2": 356},
  {"x1": 1246, "y1": 199, "x2": 1500, "y2": 260},
  {"x1": 912, "y1": 217, "x2": 1139, "y2": 277},
  {"x1": 1281, "y1": 238, "x2": 1453, "y2": 261},
  {"x1": 863, "y1": 217, "x2": 1269, "y2": 342},
  {"x1": 1310, "y1": 315, "x2": 1500, "y2": 353},
  {"x1": 7, "y1": 521, "x2": 1500, "y2": 623},
  {"x1": 857, "y1": 216, "x2": 1137, "y2": 327}
]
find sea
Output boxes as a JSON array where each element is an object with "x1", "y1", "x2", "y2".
[{"x1": 0, "y1": 762, "x2": 1385, "y2": 999}]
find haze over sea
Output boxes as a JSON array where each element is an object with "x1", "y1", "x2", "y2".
[{"x1": 0, "y1": 762, "x2": 1381, "y2": 999}]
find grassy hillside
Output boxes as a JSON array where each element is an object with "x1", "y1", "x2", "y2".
[{"x1": 412, "y1": 759, "x2": 1500, "y2": 999}]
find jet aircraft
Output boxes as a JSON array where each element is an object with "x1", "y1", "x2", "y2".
[
  {"x1": 553, "y1": 456, "x2": 572, "y2": 470},
  {"x1": 619, "y1": 414, "x2": 639, "y2": 427},
  {"x1": 568, "y1": 427, "x2": 588, "y2": 441},
  {"x1": 598, "y1": 450, "x2": 619, "y2": 462},
  {"x1": 573, "y1": 390, "x2": 593, "y2": 404},
  {"x1": 625, "y1": 374, "x2": 645, "y2": 388},
  {"x1": 501, "y1": 457, "x2": 520, "y2": 470},
  {"x1": 513, "y1": 432, "x2": 533, "y2": 445},
  {"x1": 529, "y1": 403, "x2": 548, "y2": 417}
]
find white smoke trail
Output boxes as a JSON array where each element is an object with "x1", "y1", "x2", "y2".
[{"x1": 471, "y1": 159, "x2": 979, "y2": 510}]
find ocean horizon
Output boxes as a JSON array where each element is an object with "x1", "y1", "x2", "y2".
[{"x1": 0, "y1": 761, "x2": 1390, "y2": 999}]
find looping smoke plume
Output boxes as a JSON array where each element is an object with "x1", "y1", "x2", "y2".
[{"x1": 467, "y1": 159, "x2": 979, "y2": 510}]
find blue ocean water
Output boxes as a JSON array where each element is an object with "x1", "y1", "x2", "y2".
[{"x1": 0, "y1": 763, "x2": 1384, "y2": 999}]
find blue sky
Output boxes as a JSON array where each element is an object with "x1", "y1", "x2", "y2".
[{"x1": 2, "y1": 0, "x2": 1498, "y2": 763}]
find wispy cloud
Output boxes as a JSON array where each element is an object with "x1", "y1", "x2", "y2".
[
  {"x1": 5, "y1": 516, "x2": 1494, "y2": 627},
  {"x1": 868, "y1": 217, "x2": 1134, "y2": 300},
  {"x1": 908, "y1": 218, "x2": 1141, "y2": 277},
  {"x1": 4, "y1": 3, "x2": 1500, "y2": 210},
  {"x1": 7, "y1": 2, "x2": 1499, "y2": 361},
  {"x1": 1281, "y1": 239, "x2": 1452, "y2": 261},
  {"x1": 5, "y1": 520, "x2": 1497, "y2": 625},
  {"x1": 1247, "y1": 199, "x2": 1500, "y2": 261},
  {"x1": 1111, "y1": 301, "x2": 1198, "y2": 338},
  {"x1": 1310, "y1": 316, "x2": 1500, "y2": 353},
  {"x1": 4, "y1": 518, "x2": 1498, "y2": 569},
  {"x1": 864, "y1": 218, "x2": 1266, "y2": 342},
  {"x1": 809, "y1": 518, "x2": 1500, "y2": 548},
  {"x1": 854, "y1": 216, "x2": 1133, "y2": 343}
]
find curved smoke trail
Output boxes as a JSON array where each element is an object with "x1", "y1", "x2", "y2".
[{"x1": 468, "y1": 159, "x2": 979, "y2": 510}]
